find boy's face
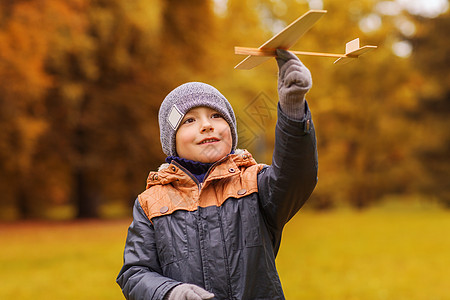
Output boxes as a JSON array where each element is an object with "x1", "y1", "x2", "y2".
[{"x1": 175, "y1": 106, "x2": 232, "y2": 163}]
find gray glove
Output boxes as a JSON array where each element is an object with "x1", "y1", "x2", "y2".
[
  {"x1": 276, "y1": 49, "x2": 312, "y2": 119},
  {"x1": 166, "y1": 284, "x2": 215, "y2": 300}
]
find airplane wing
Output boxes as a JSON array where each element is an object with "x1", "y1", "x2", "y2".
[{"x1": 235, "y1": 10, "x2": 327, "y2": 70}]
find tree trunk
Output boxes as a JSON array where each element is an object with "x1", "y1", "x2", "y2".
[{"x1": 74, "y1": 167, "x2": 99, "y2": 219}]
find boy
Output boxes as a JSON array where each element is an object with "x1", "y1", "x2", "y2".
[{"x1": 117, "y1": 50, "x2": 318, "y2": 300}]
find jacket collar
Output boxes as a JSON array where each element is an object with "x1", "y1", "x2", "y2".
[{"x1": 146, "y1": 149, "x2": 257, "y2": 189}]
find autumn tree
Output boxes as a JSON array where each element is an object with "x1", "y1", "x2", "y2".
[
  {"x1": 0, "y1": 0, "x2": 222, "y2": 219},
  {"x1": 41, "y1": 0, "x2": 170, "y2": 218},
  {"x1": 407, "y1": 11, "x2": 450, "y2": 207},
  {"x1": 304, "y1": 0, "x2": 428, "y2": 208},
  {"x1": 0, "y1": 1, "x2": 56, "y2": 218},
  {"x1": 0, "y1": 0, "x2": 448, "y2": 219}
]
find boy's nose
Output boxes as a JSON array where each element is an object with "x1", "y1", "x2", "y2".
[{"x1": 200, "y1": 119, "x2": 214, "y2": 132}]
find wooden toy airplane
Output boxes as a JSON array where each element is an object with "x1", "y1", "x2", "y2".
[{"x1": 234, "y1": 10, "x2": 377, "y2": 69}]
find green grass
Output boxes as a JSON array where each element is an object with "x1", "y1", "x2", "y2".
[
  {"x1": 0, "y1": 220, "x2": 128, "y2": 300},
  {"x1": 277, "y1": 207, "x2": 450, "y2": 300},
  {"x1": 1, "y1": 206, "x2": 449, "y2": 299}
]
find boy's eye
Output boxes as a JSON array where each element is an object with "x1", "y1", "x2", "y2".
[
  {"x1": 183, "y1": 117, "x2": 195, "y2": 124},
  {"x1": 212, "y1": 113, "x2": 222, "y2": 119}
]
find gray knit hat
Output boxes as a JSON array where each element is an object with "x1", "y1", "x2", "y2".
[{"x1": 158, "y1": 82, "x2": 237, "y2": 157}]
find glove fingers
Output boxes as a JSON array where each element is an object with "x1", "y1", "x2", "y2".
[
  {"x1": 283, "y1": 68, "x2": 312, "y2": 90},
  {"x1": 278, "y1": 61, "x2": 308, "y2": 85},
  {"x1": 276, "y1": 49, "x2": 305, "y2": 78},
  {"x1": 284, "y1": 63, "x2": 306, "y2": 79},
  {"x1": 190, "y1": 285, "x2": 215, "y2": 299},
  {"x1": 185, "y1": 289, "x2": 203, "y2": 300},
  {"x1": 280, "y1": 59, "x2": 312, "y2": 92},
  {"x1": 168, "y1": 284, "x2": 214, "y2": 300},
  {"x1": 276, "y1": 49, "x2": 311, "y2": 119},
  {"x1": 276, "y1": 48, "x2": 298, "y2": 63}
]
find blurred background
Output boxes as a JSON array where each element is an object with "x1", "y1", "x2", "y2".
[
  {"x1": 0, "y1": 0, "x2": 449, "y2": 219},
  {"x1": 0, "y1": 0, "x2": 449, "y2": 299}
]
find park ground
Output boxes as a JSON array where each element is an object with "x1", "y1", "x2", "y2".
[{"x1": 1, "y1": 201, "x2": 449, "y2": 300}]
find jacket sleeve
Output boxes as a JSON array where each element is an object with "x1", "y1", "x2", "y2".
[
  {"x1": 257, "y1": 101, "x2": 318, "y2": 254},
  {"x1": 116, "y1": 199, "x2": 181, "y2": 300}
]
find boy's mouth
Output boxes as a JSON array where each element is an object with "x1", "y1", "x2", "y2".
[{"x1": 198, "y1": 138, "x2": 220, "y2": 145}]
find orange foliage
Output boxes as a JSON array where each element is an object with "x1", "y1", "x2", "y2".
[{"x1": 0, "y1": 0, "x2": 448, "y2": 219}]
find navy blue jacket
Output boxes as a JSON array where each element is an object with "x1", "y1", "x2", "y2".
[{"x1": 117, "y1": 104, "x2": 318, "y2": 299}]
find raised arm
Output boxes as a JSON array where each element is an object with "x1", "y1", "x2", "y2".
[{"x1": 257, "y1": 50, "x2": 318, "y2": 254}]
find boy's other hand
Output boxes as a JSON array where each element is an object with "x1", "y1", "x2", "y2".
[
  {"x1": 166, "y1": 283, "x2": 215, "y2": 300},
  {"x1": 276, "y1": 49, "x2": 312, "y2": 119}
]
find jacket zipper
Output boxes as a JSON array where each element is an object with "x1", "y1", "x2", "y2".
[
  {"x1": 170, "y1": 161, "x2": 201, "y2": 191},
  {"x1": 201, "y1": 154, "x2": 231, "y2": 188},
  {"x1": 171, "y1": 156, "x2": 235, "y2": 298}
]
